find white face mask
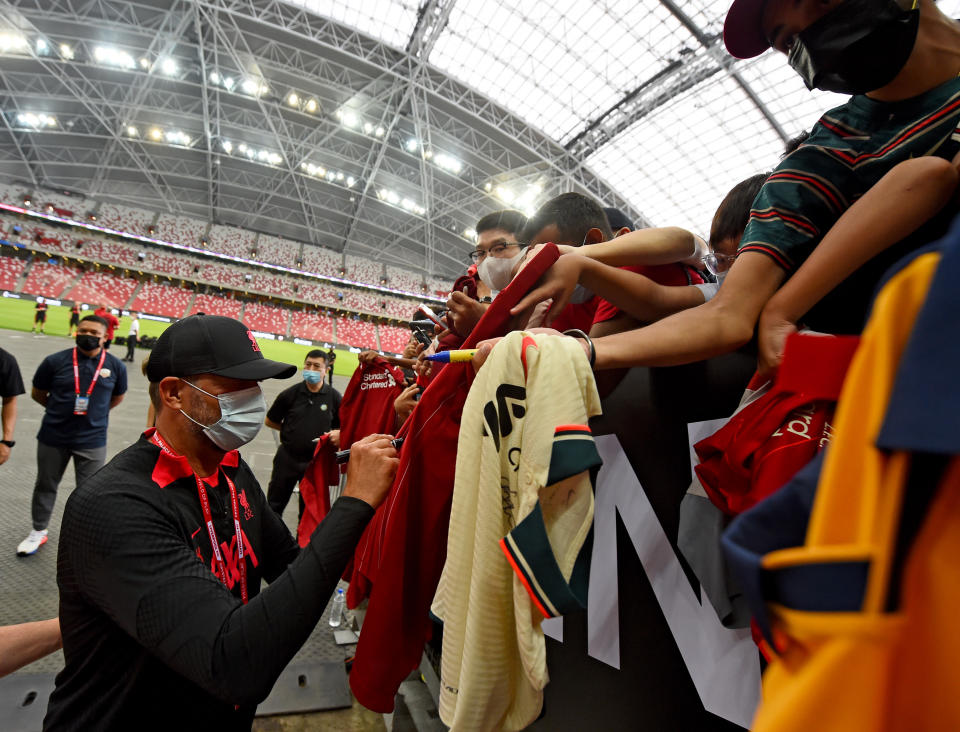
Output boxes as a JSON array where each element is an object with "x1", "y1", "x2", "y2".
[
  {"x1": 181, "y1": 380, "x2": 266, "y2": 451},
  {"x1": 477, "y1": 247, "x2": 527, "y2": 291}
]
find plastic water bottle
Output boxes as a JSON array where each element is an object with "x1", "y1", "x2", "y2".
[{"x1": 329, "y1": 588, "x2": 345, "y2": 628}]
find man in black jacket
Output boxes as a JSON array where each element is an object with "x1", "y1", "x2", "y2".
[{"x1": 45, "y1": 315, "x2": 398, "y2": 730}]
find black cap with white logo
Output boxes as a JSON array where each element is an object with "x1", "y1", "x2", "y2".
[{"x1": 146, "y1": 315, "x2": 297, "y2": 382}]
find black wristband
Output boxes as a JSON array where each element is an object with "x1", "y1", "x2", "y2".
[
  {"x1": 0, "y1": 440, "x2": 14, "y2": 448},
  {"x1": 562, "y1": 329, "x2": 596, "y2": 369}
]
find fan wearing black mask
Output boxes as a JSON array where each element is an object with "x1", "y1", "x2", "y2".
[
  {"x1": 512, "y1": 0, "x2": 960, "y2": 373},
  {"x1": 17, "y1": 315, "x2": 127, "y2": 557}
]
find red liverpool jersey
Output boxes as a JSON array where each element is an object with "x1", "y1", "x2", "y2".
[
  {"x1": 347, "y1": 244, "x2": 561, "y2": 713},
  {"x1": 338, "y1": 359, "x2": 406, "y2": 450}
]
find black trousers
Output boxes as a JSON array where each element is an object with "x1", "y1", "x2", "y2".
[
  {"x1": 125, "y1": 336, "x2": 137, "y2": 361},
  {"x1": 266, "y1": 444, "x2": 310, "y2": 518}
]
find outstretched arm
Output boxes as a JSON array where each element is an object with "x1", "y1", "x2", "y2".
[
  {"x1": 758, "y1": 156, "x2": 959, "y2": 375},
  {"x1": 577, "y1": 226, "x2": 708, "y2": 267}
]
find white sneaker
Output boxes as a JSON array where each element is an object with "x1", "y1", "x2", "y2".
[{"x1": 17, "y1": 529, "x2": 48, "y2": 556}]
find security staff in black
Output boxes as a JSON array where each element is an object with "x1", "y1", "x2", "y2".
[
  {"x1": 45, "y1": 314, "x2": 399, "y2": 731},
  {"x1": 265, "y1": 349, "x2": 341, "y2": 518}
]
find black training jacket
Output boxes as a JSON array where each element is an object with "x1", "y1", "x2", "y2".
[{"x1": 44, "y1": 432, "x2": 372, "y2": 731}]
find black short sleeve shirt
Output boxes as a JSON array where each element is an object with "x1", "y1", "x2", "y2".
[
  {"x1": 0, "y1": 347, "x2": 25, "y2": 398},
  {"x1": 266, "y1": 381, "x2": 341, "y2": 459}
]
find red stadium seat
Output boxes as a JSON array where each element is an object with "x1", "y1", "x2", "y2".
[
  {"x1": 97, "y1": 203, "x2": 154, "y2": 236},
  {"x1": 0, "y1": 255, "x2": 25, "y2": 291},
  {"x1": 207, "y1": 224, "x2": 255, "y2": 258},
  {"x1": 242, "y1": 302, "x2": 288, "y2": 335},
  {"x1": 345, "y1": 254, "x2": 383, "y2": 286},
  {"x1": 335, "y1": 317, "x2": 378, "y2": 349},
  {"x1": 290, "y1": 310, "x2": 336, "y2": 342},
  {"x1": 377, "y1": 323, "x2": 412, "y2": 353},
  {"x1": 22, "y1": 261, "x2": 80, "y2": 298},
  {"x1": 386, "y1": 265, "x2": 423, "y2": 293},
  {"x1": 188, "y1": 293, "x2": 242, "y2": 318},
  {"x1": 65, "y1": 271, "x2": 138, "y2": 309},
  {"x1": 130, "y1": 281, "x2": 193, "y2": 318},
  {"x1": 155, "y1": 214, "x2": 206, "y2": 248},
  {"x1": 256, "y1": 234, "x2": 299, "y2": 267},
  {"x1": 301, "y1": 246, "x2": 342, "y2": 277}
]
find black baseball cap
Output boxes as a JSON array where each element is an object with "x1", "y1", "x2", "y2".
[{"x1": 146, "y1": 315, "x2": 297, "y2": 382}]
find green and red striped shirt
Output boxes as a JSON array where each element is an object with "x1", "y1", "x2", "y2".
[{"x1": 740, "y1": 76, "x2": 960, "y2": 333}]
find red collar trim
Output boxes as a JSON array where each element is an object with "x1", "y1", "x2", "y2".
[{"x1": 144, "y1": 428, "x2": 240, "y2": 488}]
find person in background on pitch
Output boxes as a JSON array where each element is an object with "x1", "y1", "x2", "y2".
[
  {"x1": 17, "y1": 315, "x2": 127, "y2": 556},
  {"x1": 0, "y1": 346, "x2": 24, "y2": 467},
  {"x1": 32, "y1": 298, "x2": 47, "y2": 334},
  {"x1": 68, "y1": 302, "x2": 81, "y2": 337},
  {"x1": 265, "y1": 349, "x2": 341, "y2": 518},
  {"x1": 93, "y1": 303, "x2": 119, "y2": 350},
  {"x1": 44, "y1": 314, "x2": 398, "y2": 729},
  {"x1": 123, "y1": 312, "x2": 140, "y2": 362}
]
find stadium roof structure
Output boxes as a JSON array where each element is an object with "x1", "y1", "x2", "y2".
[{"x1": 2, "y1": 0, "x2": 956, "y2": 280}]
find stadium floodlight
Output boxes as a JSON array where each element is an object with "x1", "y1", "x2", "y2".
[
  {"x1": 346, "y1": 176, "x2": 356, "y2": 187},
  {"x1": 94, "y1": 45, "x2": 136, "y2": 70},
  {"x1": 375, "y1": 126, "x2": 385, "y2": 137},
  {"x1": 209, "y1": 71, "x2": 220, "y2": 84},
  {"x1": 495, "y1": 186, "x2": 515, "y2": 204},
  {"x1": 221, "y1": 139, "x2": 233, "y2": 153},
  {"x1": 336, "y1": 172, "x2": 344, "y2": 181},
  {"x1": 139, "y1": 57, "x2": 150, "y2": 70},
  {"x1": 305, "y1": 98, "x2": 318, "y2": 113},
  {"x1": 126, "y1": 125, "x2": 139, "y2": 136},
  {"x1": 149, "y1": 127, "x2": 163, "y2": 141},
  {"x1": 17, "y1": 112, "x2": 57, "y2": 129},
  {"x1": 287, "y1": 92, "x2": 299, "y2": 107},
  {"x1": 222, "y1": 76, "x2": 235, "y2": 90},
  {"x1": 463, "y1": 228, "x2": 477, "y2": 240},
  {"x1": 363, "y1": 122, "x2": 374, "y2": 134},
  {"x1": 59, "y1": 43, "x2": 74, "y2": 59},
  {"x1": 484, "y1": 182, "x2": 493, "y2": 191},
  {"x1": 36, "y1": 38, "x2": 48, "y2": 54},
  {"x1": 0, "y1": 33, "x2": 28, "y2": 53},
  {"x1": 434, "y1": 153, "x2": 462, "y2": 174},
  {"x1": 241, "y1": 78, "x2": 258, "y2": 95},
  {"x1": 165, "y1": 129, "x2": 191, "y2": 146},
  {"x1": 160, "y1": 58, "x2": 178, "y2": 76},
  {"x1": 340, "y1": 110, "x2": 359, "y2": 128},
  {"x1": 405, "y1": 138, "x2": 418, "y2": 152}
]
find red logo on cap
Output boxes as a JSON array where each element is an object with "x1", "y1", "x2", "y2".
[{"x1": 247, "y1": 331, "x2": 261, "y2": 352}]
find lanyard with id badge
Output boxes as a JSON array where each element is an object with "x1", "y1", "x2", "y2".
[{"x1": 73, "y1": 347, "x2": 107, "y2": 415}]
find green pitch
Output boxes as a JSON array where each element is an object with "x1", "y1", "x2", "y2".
[{"x1": 1, "y1": 297, "x2": 361, "y2": 377}]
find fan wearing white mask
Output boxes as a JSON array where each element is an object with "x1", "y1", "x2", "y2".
[{"x1": 445, "y1": 209, "x2": 528, "y2": 337}]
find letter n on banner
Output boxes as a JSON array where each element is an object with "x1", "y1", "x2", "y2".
[{"x1": 573, "y1": 434, "x2": 761, "y2": 729}]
